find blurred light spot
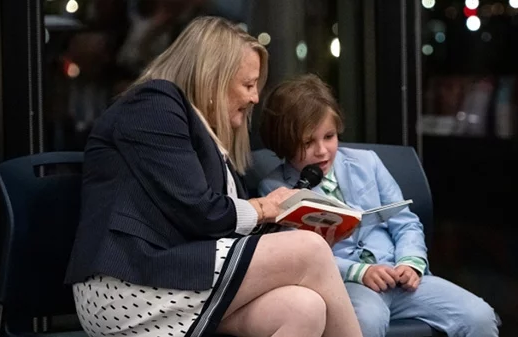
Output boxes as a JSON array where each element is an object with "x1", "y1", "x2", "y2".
[
  {"x1": 332, "y1": 22, "x2": 338, "y2": 35},
  {"x1": 422, "y1": 0, "x2": 435, "y2": 9},
  {"x1": 422, "y1": 44, "x2": 434, "y2": 55},
  {"x1": 66, "y1": 0, "x2": 78, "y2": 13},
  {"x1": 492, "y1": 3, "x2": 505, "y2": 15},
  {"x1": 468, "y1": 114, "x2": 479, "y2": 123},
  {"x1": 463, "y1": 6, "x2": 477, "y2": 17},
  {"x1": 511, "y1": 0, "x2": 518, "y2": 9},
  {"x1": 296, "y1": 41, "x2": 308, "y2": 60},
  {"x1": 435, "y1": 32, "x2": 446, "y2": 43},
  {"x1": 258, "y1": 32, "x2": 271, "y2": 46},
  {"x1": 330, "y1": 38, "x2": 340, "y2": 58},
  {"x1": 481, "y1": 31, "x2": 492, "y2": 42},
  {"x1": 66, "y1": 62, "x2": 80, "y2": 78},
  {"x1": 427, "y1": 19, "x2": 446, "y2": 32},
  {"x1": 445, "y1": 6, "x2": 458, "y2": 19},
  {"x1": 237, "y1": 23, "x2": 248, "y2": 32},
  {"x1": 457, "y1": 111, "x2": 467, "y2": 121},
  {"x1": 479, "y1": 4, "x2": 493, "y2": 17},
  {"x1": 466, "y1": 15, "x2": 481, "y2": 31},
  {"x1": 465, "y1": 0, "x2": 479, "y2": 10},
  {"x1": 45, "y1": 28, "x2": 50, "y2": 43}
]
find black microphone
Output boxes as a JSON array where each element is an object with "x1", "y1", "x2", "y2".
[{"x1": 294, "y1": 164, "x2": 324, "y2": 189}]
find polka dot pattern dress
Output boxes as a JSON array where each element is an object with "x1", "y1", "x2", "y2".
[{"x1": 73, "y1": 163, "x2": 259, "y2": 337}]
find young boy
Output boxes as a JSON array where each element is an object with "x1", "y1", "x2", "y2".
[{"x1": 258, "y1": 73, "x2": 498, "y2": 337}]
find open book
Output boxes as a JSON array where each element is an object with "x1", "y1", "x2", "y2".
[{"x1": 276, "y1": 189, "x2": 412, "y2": 242}]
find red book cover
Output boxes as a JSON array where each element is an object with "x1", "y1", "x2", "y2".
[{"x1": 276, "y1": 201, "x2": 362, "y2": 243}]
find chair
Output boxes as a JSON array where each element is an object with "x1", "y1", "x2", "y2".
[
  {"x1": 0, "y1": 152, "x2": 86, "y2": 337},
  {"x1": 245, "y1": 142, "x2": 443, "y2": 337}
]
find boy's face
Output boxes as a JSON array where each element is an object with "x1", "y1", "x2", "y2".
[{"x1": 290, "y1": 108, "x2": 339, "y2": 175}]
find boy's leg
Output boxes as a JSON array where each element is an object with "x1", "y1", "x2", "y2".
[
  {"x1": 345, "y1": 282, "x2": 391, "y2": 337},
  {"x1": 390, "y1": 275, "x2": 498, "y2": 337}
]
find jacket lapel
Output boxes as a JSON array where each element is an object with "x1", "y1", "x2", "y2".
[{"x1": 333, "y1": 150, "x2": 364, "y2": 242}]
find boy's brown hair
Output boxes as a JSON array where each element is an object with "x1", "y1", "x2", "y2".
[{"x1": 260, "y1": 73, "x2": 344, "y2": 160}]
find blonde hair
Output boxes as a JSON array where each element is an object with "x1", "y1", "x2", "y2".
[{"x1": 131, "y1": 16, "x2": 268, "y2": 174}]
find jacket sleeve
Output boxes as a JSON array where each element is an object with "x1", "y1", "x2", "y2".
[
  {"x1": 112, "y1": 85, "x2": 242, "y2": 239},
  {"x1": 370, "y1": 151, "x2": 429, "y2": 268},
  {"x1": 257, "y1": 176, "x2": 287, "y2": 196}
]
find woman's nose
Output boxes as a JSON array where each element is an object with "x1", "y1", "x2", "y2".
[
  {"x1": 250, "y1": 92, "x2": 259, "y2": 104},
  {"x1": 249, "y1": 86, "x2": 259, "y2": 104}
]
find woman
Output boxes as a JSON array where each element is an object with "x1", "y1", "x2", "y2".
[{"x1": 65, "y1": 16, "x2": 362, "y2": 337}]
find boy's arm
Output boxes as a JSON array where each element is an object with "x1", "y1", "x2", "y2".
[
  {"x1": 257, "y1": 177, "x2": 289, "y2": 196},
  {"x1": 335, "y1": 256, "x2": 371, "y2": 284},
  {"x1": 370, "y1": 151, "x2": 429, "y2": 271}
]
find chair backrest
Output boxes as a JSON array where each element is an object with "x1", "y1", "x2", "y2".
[
  {"x1": 245, "y1": 143, "x2": 434, "y2": 245},
  {"x1": 0, "y1": 152, "x2": 84, "y2": 331}
]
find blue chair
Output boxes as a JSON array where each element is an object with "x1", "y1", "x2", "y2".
[
  {"x1": 245, "y1": 142, "x2": 442, "y2": 336},
  {"x1": 0, "y1": 152, "x2": 86, "y2": 337}
]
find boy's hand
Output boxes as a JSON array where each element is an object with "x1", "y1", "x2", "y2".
[
  {"x1": 362, "y1": 265, "x2": 399, "y2": 292},
  {"x1": 395, "y1": 265, "x2": 421, "y2": 291}
]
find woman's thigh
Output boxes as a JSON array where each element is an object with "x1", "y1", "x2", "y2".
[
  {"x1": 223, "y1": 230, "x2": 333, "y2": 318},
  {"x1": 218, "y1": 285, "x2": 327, "y2": 337}
]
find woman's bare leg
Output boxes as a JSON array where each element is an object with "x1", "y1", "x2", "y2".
[
  {"x1": 218, "y1": 285, "x2": 327, "y2": 337},
  {"x1": 218, "y1": 230, "x2": 362, "y2": 337}
]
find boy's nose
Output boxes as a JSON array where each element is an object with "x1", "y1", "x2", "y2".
[{"x1": 315, "y1": 142, "x2": 327, "y2": 156}]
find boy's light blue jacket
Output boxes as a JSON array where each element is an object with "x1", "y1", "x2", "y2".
[{"x1": 258, "y1": 147, "x2": 429, "y2": 278}]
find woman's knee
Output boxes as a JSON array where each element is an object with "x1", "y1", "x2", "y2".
[
  {"x1": 279, "y1": 230, "x2": 334, "y2": 265},
  {"x1": 220, "y1": 285, "x2": 327, "y2": 336},
  {"x1": 282, "y1": 286, "x2": 327, "y2": 332}
]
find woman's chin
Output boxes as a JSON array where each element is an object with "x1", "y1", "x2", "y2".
[{"x1": 230, "y1": 117, "x2": 244, "y2": 128}]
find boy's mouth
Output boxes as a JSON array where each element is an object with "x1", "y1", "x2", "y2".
[{"x1": 316, "y1": 160, "x2": 329, "y2": 170}]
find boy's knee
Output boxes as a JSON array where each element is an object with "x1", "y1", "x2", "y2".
[
  {"x1": 455, "y1": 299, "x2": 498, "y2": 336},
  {"x1": 354, "y1": 301, "x2": 390, "y2": 337}
]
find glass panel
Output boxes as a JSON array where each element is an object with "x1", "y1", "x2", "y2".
[
  {"x1": 420, "y1": 1, "x2": 518, "y2": 333},
  {"x1": 42, "y1": 0, "x2": 339, "y2": 152}
]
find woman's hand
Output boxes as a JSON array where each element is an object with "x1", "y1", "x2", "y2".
[{"x1": 249, "y1": 187, "x2": 298, "y2": 223}]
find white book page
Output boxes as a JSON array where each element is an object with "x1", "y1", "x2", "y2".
[
  {"x1": 363, "y1": 199, "x2": 413, "y2": 214},
  {"x1": 279, "y1": 189, "x2": 353, "y2": 210}
]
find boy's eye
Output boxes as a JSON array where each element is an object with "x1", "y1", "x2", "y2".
[
  {"x1": 303, "y1": 140, "x2": 312, "y2": 147},
  {"x1": 325, "y1": 133, "x2": 336, "y2": 140}
]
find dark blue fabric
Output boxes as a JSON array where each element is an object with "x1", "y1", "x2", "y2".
[
  {"x1": 0, "y1": 151, "x2": 84, "y2": 333},
  {"x1": 65, "y1": 79, "x2": 243, "y2": 291}
]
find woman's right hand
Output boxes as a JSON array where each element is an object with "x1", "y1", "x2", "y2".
[{"x1": 250, "y1": 187, "x2": 298, "y2": 223}]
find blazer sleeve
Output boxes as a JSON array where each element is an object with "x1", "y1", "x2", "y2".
[
  {"x1": 112, "y1": 85, "x2": 240, "y2": 239},
  {"x1": 371, "y1": 151, "x2": 429, "y2": 266},
  {"x1": 257, "y1": 176, "x2": 286, "y2": 196}
]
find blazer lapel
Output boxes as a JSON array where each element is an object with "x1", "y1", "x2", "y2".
[{"x1": 333, "y1": 150, "x2": 364, "y2": 242}]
